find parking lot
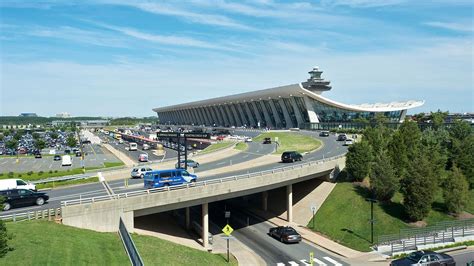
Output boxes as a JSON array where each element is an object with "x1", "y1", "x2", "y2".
[{"x1": 0, "y1": 144, "x2": 122, "y2": 173}]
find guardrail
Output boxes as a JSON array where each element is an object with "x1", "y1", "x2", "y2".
[
  {"x1": 118, "y1": 216, "x2": 144, "y2": 266},
  {"x1": 61, "y1": 154, "x2": 345, "y2": 207},
  {"x1": 0, "y1": 208, "x2": 61, "y2": 222},
  {"x1": 377, "y1": 218, "x2": 474, "y2": 255}
]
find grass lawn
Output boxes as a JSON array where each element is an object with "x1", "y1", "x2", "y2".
[
  {"x1": 310, "y1": 182, "x2": 456, "y2": 252},
  {"x1": 132, "y1": 234, "x2": 237, "y2": 266},
  {"x1": 254, "y1": 132, "x2": 321, "y2": 154},
  {"x1": 1, "y1": 220, "x2": 130, "y2": 266},
  {"x1": 37, "y1": 177, "x2": 99, "y2": 190},
  {"x1": 199, "y1": 141, "x2": 235, "y2": 155},
  {"x1": 103, "y1": 161, "x2": 125, "y2": 168},
  {"x1": 234, "y1": 142, "x2": 248, "y2": 151}
]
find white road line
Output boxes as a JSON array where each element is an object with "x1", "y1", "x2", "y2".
[
  {"x1": 276, "y1": 263, "x2": 286, "y2": 266},
  {"x1": 299, "y1": 259, "x2": 312, "y2": 265},
  {"x1": 323, "y1": 257, "x2": 342, "y2": 266},
  {"x1": 312, "y1": 258, "x2": 327, "y2": 266},
  {"x1": 242, "y1": 155, "x2": 249, "y2": 158},
  {"x1": 288, "y1": 261, "x2": 299, "y2": 266},
  {"x1": 215, "y1": 161, "x2": 226, "y2": 166}
]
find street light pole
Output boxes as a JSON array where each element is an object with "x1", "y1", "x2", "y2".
[{"x1": 366, "y1": 198, "x2": 377, "y2": 244}]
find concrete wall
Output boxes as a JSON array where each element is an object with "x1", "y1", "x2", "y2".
[{"x1": 62, "y1": 157, "x2": 345, "y2": 232}]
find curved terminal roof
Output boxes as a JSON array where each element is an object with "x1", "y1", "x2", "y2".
[{"x1": 153, "y1": 83, "x2": 424, "y2": 113}]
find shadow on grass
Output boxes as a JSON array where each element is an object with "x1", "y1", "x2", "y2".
[{"x1": 341, "y1": 228, "x2": 371, "y2": 244}]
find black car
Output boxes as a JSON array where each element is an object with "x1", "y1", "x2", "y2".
[
  {"x1": 53, "y1": 154, "x2": 61, "y2": 161},
  {"x1": 263, "y1": 137, "x2": 272, "y2": 144},
  {"x1": 337, "y1": 134, "x2": 347, "y2": 141},
  {"x1": 0, "y1": 189, "x2": 49, "y2": 211},
  {"x1": 64, "y1": 149, "x2": 71, "y2": 154},
  {"x1": 75, "y1": 151, "x2": 82, "y2": 157},
  {"x1": 281, "y1": 151, "x2": 303, "y2": 163},
  {"x1": 319, "y1": 131, "x2": 330, "y2": 137},
  {"x1": 34, "y1": 153, "x2": 42, "y2": 158},
  {"x1": 268, "y1": 226, "x2": 302, "y2": 243},
  {"x1": 390, "y1": 250, "x2": 455, "y2": 266}
]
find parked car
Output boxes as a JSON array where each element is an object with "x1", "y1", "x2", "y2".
[
  {"x1": 390, "y1": 251, "x2": 455, "y2": 266},
  {"x1": 53, "y1": 154, "x2": 61, "y2": 161},
  {"x1": 268, "y1": 226, "x2": 302, "y2": 243},
  {"x1": 0, "y1": 178, "x2": 36, "y2": 191},
  {"x1": 0, "y1": 189, "x2": 49, "y2": 211},
  {"x1": 244, "y1": 137, "x2": 253, "y2": 142},
  {"x1": 343, "y1": 139, "x2": 354, "y2": 146},
  {"x1": 175, "y1": 160, "x2": 200, "y2": 169},
  {"x1": 337, "y1": 133, "x2": 347, "y2": 141},
  {"x1": 263, "y1": 137, "x2": 272, "y2": 144},
  {"x1": 61, "y1": 155, "x2": 72, "y2": 166},
  {"x1": 281, "y1": 151, "x2": 303, "y2": 163},
  {"x1": 34, "y1": 153, "x2": 42, "y2": 158},
  {"x1": 131, "y1": 167, "x2": 153, "y2": 178},
  {"x1": 319, "y1": 131, "x2": 330, "y2": 137},
  {"x1": 75, "y1": 151, "x2": 82, "y2": 157},
  {"x1": 216, "y1": 135, "x2": 225, "y2": 141}
]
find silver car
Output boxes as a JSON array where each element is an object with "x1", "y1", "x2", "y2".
[
  {"x1": 130, "y1": 167, "x2": 153, "y2": 179},
  {"x1": 390, "y1": 250, "x2": 455, "y2": 266}
]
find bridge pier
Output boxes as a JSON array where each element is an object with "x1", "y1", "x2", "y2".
[
  {"x1": 202, "y1": 202, "x2": 209, "y2": 249},
  {"x1": 262, "y1": 191, "x2": 268, "y2": 211},
  {"x1": 286, "y1": 184, "x2": 293, "y2": 223},
  {"x1": 185, "y1": 207, "x2": 190, "y2": 230}
]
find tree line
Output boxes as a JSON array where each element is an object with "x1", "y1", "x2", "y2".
[{"x1": 346, "y1": 115, "x2": 473, "y2": 221}]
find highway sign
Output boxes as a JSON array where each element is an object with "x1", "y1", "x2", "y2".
[
  {"x1": 156, "y1": 132, "x2": 179, "y2": 138},
  {"x1": 222, "y1": 224, "x2": 234, "y2": 236},
  {"x1": 184, "y1": 133, "x2": 210, "y2": 139},
  {"x1": 225, "y1": 211, "x2": 231, "y2": 219}
]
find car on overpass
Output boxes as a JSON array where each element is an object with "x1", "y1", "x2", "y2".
[
  {"x1": 131, "y1": 167, "x2": 153, "y2": 178},
  {"x1": 1, "y1": 189, "x2": 49, "y2": 211},
  {"x1": 268, "y1": 226, "x2": 302, "y2": 243},
  {"x1": 281, "y1": 151, "x2": 303, "y2": 163},
  {"x1": 175, "y1": 160, "x2": 200, "y2": 169}
]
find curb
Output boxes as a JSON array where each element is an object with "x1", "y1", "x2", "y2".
[{"x1": 437, "y1": 245, "x2": 467, "y2": 253}]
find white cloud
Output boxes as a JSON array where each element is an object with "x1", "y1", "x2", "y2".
[{"x1": 424, "y1": 21, "x2": 474, "y2": 33}]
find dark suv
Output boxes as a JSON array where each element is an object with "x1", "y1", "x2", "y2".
[
  {"x1": 281, "y1": 151, "x2": 303, "y2": 163},
  {"x1": 0, "y1": 189, "x2": 49, "y2": 211},
  {"x1": 263, "y1": 137, "x2": 272, "y2": 144}
]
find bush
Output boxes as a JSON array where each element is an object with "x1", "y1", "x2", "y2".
[
  {"x1": 443, "y1": 166, "x2": 469, "y2": 214},
  {"x1": 346, "y1": 141, "x2": 373, "y2": 182},
  {"x1": 0, "y1": 173, "x2": 3, "y2": 177},
  {"x1": 38, "y1": 171, "x2": 44, "y2": 175},
  {"x1": 7, "y1": 172, "x2": 14, "y2": 178},
  {"x1": 17, "y1": 174, "x2": 22, "y2": 178},
  {"x1": 27, "y1": 171, "x2": 33, "y2": 176},
  {"x1": 49, "y1": 170, "x2": 53, "y2": 174},
  {"x1": 54, "y1": 170, "x2": 58, "y2": 173}
]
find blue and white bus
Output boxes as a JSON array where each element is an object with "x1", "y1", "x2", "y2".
[{"x1": 144, "y1": 169, "x2": 197, "y2": 189}]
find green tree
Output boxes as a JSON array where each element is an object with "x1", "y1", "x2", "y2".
[
  {"x1": 0, "y1": 135, "x2": 3, "y2": 142},
  {"x1": 345, "y1": 140, "x2": 373, "y2": 182},
  {"x1": 34, "y1": 139, "x2": 46, "y2": 150},
  {"x1": 50, "y1": 132, "x2": 59, "y2": 140},
  {"x1": 387, "y1": 120, "x2": 422, "y2": 180},
  {"x1": 429, "y1": 110, "x2": 448, "y2": 130},
  {"x1": 13, "y1": 132, "x2": 22, "y2": 141},
  {"x1": 443, "y1": 166, "x2": 469, "y2": 214},
  {"x1": 400, "y1": 149, "x2": 437, "y2": 221},
  {"x1": 363, "y1": 123, "x2": 391, "y2": 154},
  {"x1": 0, "y1": 196, "x2": 10, "y2": 257},
  {"x1": 448, "y1": 120, "x2": 474, "y2": 188},
  {"x1": 421, "y1": 128, "x2": 449, "y2": 185},
  {"x1": 370, "y1": 151, "x2": 398, "y2": 201},
  {"x1": 66, "y1": 135, "x2": 77, "y2": 148},
  {"x1": 32, "y1": 132, "x2": 40, "y2": 140},
  {"x1": 5, "y1": 139, "x2": 18, "y2": 150}
]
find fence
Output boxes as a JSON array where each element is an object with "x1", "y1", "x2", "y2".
[
  {"x1": 118, "y1": 217, "x2": 144, "y2": 266},
  {"x1": 0, "y1": 208, "x2": 61, "y2": 222},
  {"x1": 377, "y1": 218, "x2": 474, "y2": 255},
  {"x1": 61, "y1": 154, "x2": 345, "y2": 207}
]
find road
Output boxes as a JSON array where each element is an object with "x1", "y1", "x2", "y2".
[{"x1": 207, "y1": 200, "x2": 349, "y2": 266}]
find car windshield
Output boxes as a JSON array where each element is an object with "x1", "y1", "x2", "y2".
[
  {"x1": 132, "y1": 168, "x2": 138, "y2": 172},
  {"x1": 282, "y1": 228, "x2": 297, "y2": 234},
  {"x1": 407, "y1": 252, "x2": 423, "y2": 262}
]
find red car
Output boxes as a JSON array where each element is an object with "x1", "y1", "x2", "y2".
[{"x1": 216, "y1": 135, "x2": 225, "y2": 141}]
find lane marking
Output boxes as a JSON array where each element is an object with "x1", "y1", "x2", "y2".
[
  {"x1": 288, "y1": 262, "x2": 299, "y2": 266},
  {"x1": 312, "y1": 258, "x2": 327, "y2": 266},
  {"x1": 276, "y1": 263, "x2": 286, "y2": 266},
  {"x1": 323, "y1": 257, "x2": 342, "y2": 266},
  {"x1": 300, "y1": 259, "x2": 312, "y2": 265},
  {"x1": 215, "y1": 161, "x2": 226, "y2": 166}
]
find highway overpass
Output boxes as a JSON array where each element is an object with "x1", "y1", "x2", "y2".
[{"x1": 61, "y1": 154, "x2": 345, "y2": 248}]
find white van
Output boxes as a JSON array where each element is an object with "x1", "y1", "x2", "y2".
[
  {"x1": 62, "y1": 155, "x2": 72, "y2": 166},
  {"x1": 142, "y1": 144, "x2": 150, "y2": 150},
  {"x1": 129, "y1": 142, "x2": 138, "y2": 151},
  {"x1": 0, "y1": 179, "x2": 36, "y2": 191}
]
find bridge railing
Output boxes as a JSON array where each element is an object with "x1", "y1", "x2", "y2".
[
  {"x1": 0, "y1": 208, "x2": 61, "y2": 222},
  {"x1": 61, "y1": 154, "x2": 345, "y2": 207}
]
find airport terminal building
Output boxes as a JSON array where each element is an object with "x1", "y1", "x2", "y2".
[{"x1": 153, "y1": 67, "x2": 424, "y2": 129}]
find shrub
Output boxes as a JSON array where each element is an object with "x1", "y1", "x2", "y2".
[
  {"x1": 49, "y1": 170, "x2": 53, "y2": 174},
  {"x1": 27, "y1": 171, "x2": 33, "y2": 176},
  {"x1": 54, "y1": 170, "x2": 58, "y2": 173},
  {"x1": 7, "y1": 172, "x2": 14, "y2": 178},
  {"x1": 38, "y1": 171, "x2": 44, "y2": 175}
]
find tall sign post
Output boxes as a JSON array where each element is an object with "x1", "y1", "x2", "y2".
[
  {"x1": 366, "y1": 198, "x2": 378, "y2": 243},
  {"x1": 222, "y1": 224, "x2": 234, "y2": 263},
  {"x1": 156, "y1": 132, "x2": 210, "y2": 170}
]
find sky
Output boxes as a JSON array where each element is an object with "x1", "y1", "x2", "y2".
[{"x1": 0, "y1": 0, "x2": 473, "y2": 117}]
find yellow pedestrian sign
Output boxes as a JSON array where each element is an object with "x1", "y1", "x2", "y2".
[{"x1": 222, "y1": 224, "x2": 234, "y2": 236}]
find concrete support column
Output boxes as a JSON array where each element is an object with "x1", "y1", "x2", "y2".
[
  {"x1": 199, "y1": 107, "x2": 210, "y2": 126},
  {"x1": 236, "y1": 103, "x2": 250, "y2": 127},
  {"x1": 230, "y1": 104, "x2": 242, "y2": 126},
  {"x1": 258, "y1": 101, "x2": 274, "y2": 128},
  {"x1": 212, "y1": 106, "x2": 224, "y2": 126},
  {"x1": 262, "y1": 191, "x2": 268, "y2": 211},
  {"x1": 185, "y1": 207, "x2": 190, "y2": 230},
  {"x1": 202, "y1": 202, "x2": 209, "y2": 248},
  {"x1": 204, "y1": 107, "x2": 216, "y2": 126},
  {"x1": 279, "y1": 98, "x2": 295, "y2": 128},
  {"x1": 218, "y1": 105, "x2": 230, "y2": 126},
  {"x1": 185, "y1": 109, "x2": 193, "y2": 124},
  {"x1": 192, "y1": 108, "x2": 202, "y2": 125},
  {"x1": 268, "y1": 99, "x2": 283, "y2": 128},
  {"x1": 243, "y1": 102, "x2": 256, "y2": 127},
  {"x1": 289, "y1": 97, "x2": 305, "y2": 128},
  {"x1": 250, "y1": 101, "x2": 265, "y2": 128},
  {"x1": 303, "y1": 96, "x2": 319, "y2": 123},
  {"x1": 286, "y1": 184, "x2": 293, "y2": 223},
  {"x1": 224, "y1": 104, "x2": 236, "y2": 126}
]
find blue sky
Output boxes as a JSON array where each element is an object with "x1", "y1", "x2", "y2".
[{"x1": 0, "y1": 0, "x2": 472, "y2": 117}]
